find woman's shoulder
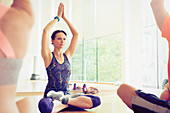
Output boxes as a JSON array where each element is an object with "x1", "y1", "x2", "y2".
[{"x1": 63, "y1": 53, "x2": 70, "y2": 63}]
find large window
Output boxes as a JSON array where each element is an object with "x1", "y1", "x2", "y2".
[
  {"x1": 71, "y1": 42, "x2": 83, "y2": 81},
  {"x1": 142, "y1": 25, "x2": 158, "y2": 88},
  {"x1": 98, "y1": 35, "x2": 122, "y2": 82},
  {"x1": 142, "y1": 25, "x2": 168, "y2": 89},
  {"x1": 71, "y1": 34, "x2": 122, "y2": 83},
  {"x1": 84, "y1": 40, "x2": 97, "y2": 81},
  {"x1": 141, "y1": 1, "x2": 169, "y2": 89}
]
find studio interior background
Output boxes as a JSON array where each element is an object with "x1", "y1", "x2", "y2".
[{"x1": 1, "y1": 0, "x2": 170, "y2": 92}]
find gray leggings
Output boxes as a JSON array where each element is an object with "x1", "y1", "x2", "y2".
[{"x1": 0, "y1": 58, "x2": 22, "y2": 85}]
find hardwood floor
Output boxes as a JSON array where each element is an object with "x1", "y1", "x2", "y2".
[{"x1": 84, "y1": 90, "x2": 133, "y2": 113}]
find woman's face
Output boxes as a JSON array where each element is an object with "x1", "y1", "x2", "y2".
[{"x1": 52, "y1": 32, "x2": 67, "y2": 49}]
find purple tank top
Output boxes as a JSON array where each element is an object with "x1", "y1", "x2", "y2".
[{"x1": 44, "y1": 52, "x2": 71, "y2": 96}]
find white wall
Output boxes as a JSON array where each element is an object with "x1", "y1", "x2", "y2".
[
  {"x1": 72, "y1": 0, "x2": 96, "y2": 41},
  {"x1": 96, "y1": 0, "x2": 123, "y2": 37},
  {"x1": 123, "y1": 0, "x2": 143, "y2": 87},
  {"x1": 72, "y1": 0, "x2": 123, "y2": 40}
]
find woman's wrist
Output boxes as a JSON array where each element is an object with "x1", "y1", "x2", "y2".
[{"x1": 54, "y1": 16, "x2": 60, "y2": 21}]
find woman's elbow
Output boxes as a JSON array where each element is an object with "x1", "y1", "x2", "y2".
[
  {"x1": 43, "y1": 28, "x2": 50, "y2": 34},
  {"x1": 43, "y1": 29, "x2": 47, "y2": 33},
  {"x1": 73, "y1": 32, "x2": 79, "y2": 36}
]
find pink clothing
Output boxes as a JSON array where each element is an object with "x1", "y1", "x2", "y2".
[
  {"x1": 0, "y1": 4, "x2": 15, "y2": 58},
  {"x1": 162, "y1": 16, "x2": 170, "y2": 87}
]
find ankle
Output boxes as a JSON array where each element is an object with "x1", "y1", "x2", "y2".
[{"x1": 60, "y1": 96, "x2": 69, "y2": 105}]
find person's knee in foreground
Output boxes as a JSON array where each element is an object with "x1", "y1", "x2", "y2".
[
  {"x1": 117, "y1": 83, "x2": 170, "y2": 113},
  {"x1": 0, "y1": 0, "x2": 34, "y2": 113},
  {"x1": 117, "y1": 83, "x2": 138, "y2": 109}
]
